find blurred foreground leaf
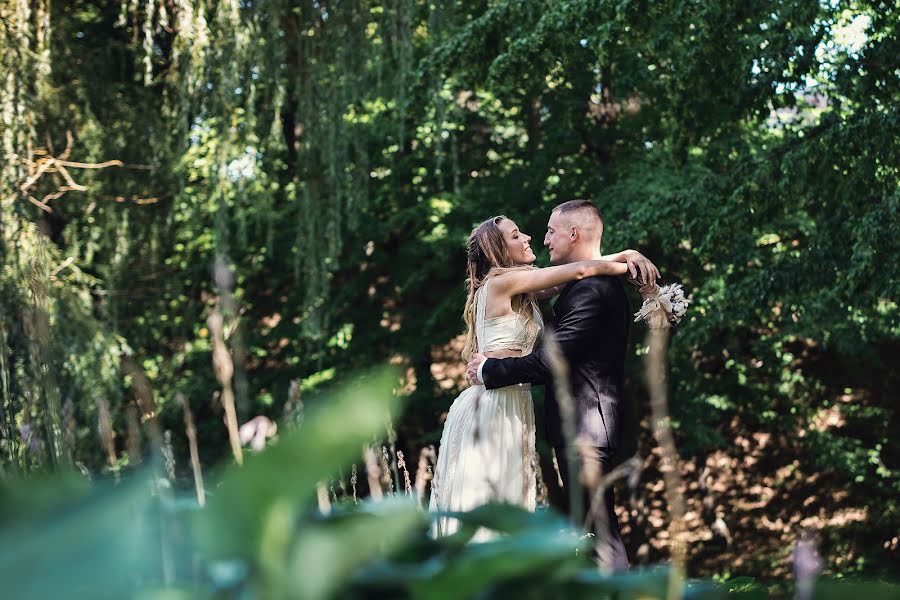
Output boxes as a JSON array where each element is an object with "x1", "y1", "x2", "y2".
[
  {"x1": 352, "y1": 503, "x2": 584, "y2": 600},
  {"x1": 286, "y1": 499, "x2": 425, "y2": 599},
  {"x1": 0, "y1": 470, "x2": 165, "y2": 600},
  {"x1": 445, "y1": 502, "x2": 570, "y2": 534},
  {"x1": 565, "y1": 567, "x2": 671, "y2": 599},
  {"x1": 198, "y1": 367, "x2": 402, "y2": 561},
  {"x1": 812, "y1": 579, "x2": 900, "y2": 600}
]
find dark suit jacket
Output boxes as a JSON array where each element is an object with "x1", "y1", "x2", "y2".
[{"x1": 481, "y1": 275, "x2": 630, "y2": 449}]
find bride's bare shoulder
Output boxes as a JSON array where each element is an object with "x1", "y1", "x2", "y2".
[{"x1": 486, "y1": 265, "x2": 538, "y2": 286}]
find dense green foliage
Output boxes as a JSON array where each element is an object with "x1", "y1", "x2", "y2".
[{"x1": 1, "y1": 0, "x2": 898, "y2": 586}]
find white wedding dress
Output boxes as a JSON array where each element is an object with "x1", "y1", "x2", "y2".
[{"x1": 429, "y1": 279, "x2": 541, "y2": 539}]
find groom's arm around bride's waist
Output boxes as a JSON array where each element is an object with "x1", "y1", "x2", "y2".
[{"x1": 482, "y1": 277, "x2": 619, "y2": 390}]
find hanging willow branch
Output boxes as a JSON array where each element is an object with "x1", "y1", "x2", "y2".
[{"x1": 122, "y1": 0, "x2": 409, "y2": 339}]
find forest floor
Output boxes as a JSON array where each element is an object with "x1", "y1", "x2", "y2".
[{"x1": 616, "y1": 414, "x2": 897, "y2": 584}]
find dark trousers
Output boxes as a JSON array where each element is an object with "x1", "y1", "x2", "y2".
[{"x1": 541, "y1": 444, "x2": 629, "y2": 571}]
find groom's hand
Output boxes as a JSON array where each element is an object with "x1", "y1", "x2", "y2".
[
  {"x1": 622, "y1": 249, "x2": 660, "y2": 284},
  {"x1": 466, "y1": 353, "x2": 487, "y2": 385}
]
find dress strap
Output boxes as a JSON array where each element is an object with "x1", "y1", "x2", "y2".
[{"x1": 475, "y1": 278, "x2": 489, "y2": 353}]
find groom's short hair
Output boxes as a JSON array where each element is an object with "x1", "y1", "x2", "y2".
[{"x1": 552, "y1": 199, "x2": 603, "y2": 243}]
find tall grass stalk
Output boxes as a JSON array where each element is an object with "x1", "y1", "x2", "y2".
[
  {"x1": 397, "y1": 450, "x2": 413, "y2": 496},
  {"x1": 364, "y1": 446, "x2": 383, "y2": 500},
  {"x1": 330, "y1": 478, "x2": 339, "y2": 504},
  {"x1": 208, "y1": 309, "x2": 243, "y2": 466},
  {"x1": 381, "y1": 445, "x2": 395, "y2": 494},
  {"x1": 584, "y1": 455, "x2": 643, "y2": 572},
  {"x1": 414, "y1": 445, "x2": 435, "y2": 507},
  {"x1": 178, "y1": 392, "x2": 205, "y2": 507},
  {"x1": 645, "y1": 327, "x2": 687, "y2": 599},
  {"x1": 162, "y1": 430, "x2": 176, "y2": 481},
  {"x1": 284, "y1": 378, "x2": 304, "y2": 427},
  {"x1": 157, "y1": 433, "x2": 176, "y2": 585},
  {"x1": 95, "y1": 396, "x2": 118, "y2": 478},
  {"x1": 317, "y1": 482, "x2": 331, "y2": 514},
  {"x1": 0, "y1": 324, "x2": 14, "y2": 468},
  {"x1": 543, "y1": 332, "x2": 583, "y2": 525},
  {"x1": 386, "y1": 413, "x2": 402, "y2": 493},
  {"x1": 124, "y1": 404, "x2": 141, "y2": 465}
]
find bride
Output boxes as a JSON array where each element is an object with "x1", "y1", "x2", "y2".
[{"x1": 429, "y1": 214, "x2": 650, "y2": 538}]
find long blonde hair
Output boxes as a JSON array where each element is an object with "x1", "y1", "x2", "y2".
[{"x1": 461, "y1": 216, "x2": 541, "y2": 362}]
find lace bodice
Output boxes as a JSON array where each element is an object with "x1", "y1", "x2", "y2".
[{"x1": 475, "y1": 279, "x2": 542, "y2": 354}]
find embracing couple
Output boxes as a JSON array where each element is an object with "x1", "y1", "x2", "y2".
[{"x1": 428, "y1": 199, "x2": 660, "y2": 571}]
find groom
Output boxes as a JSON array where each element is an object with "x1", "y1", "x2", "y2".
[{"x1": 466, "y1": 199, "x2": 655, "y2": 571}]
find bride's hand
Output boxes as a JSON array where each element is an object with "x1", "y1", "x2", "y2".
[
  {"x1": 621, "y1": 249, "x2": 660, "y2": 284},
  {"x1": 466, "y1": 353, "x2": 486, "y2": 385}
]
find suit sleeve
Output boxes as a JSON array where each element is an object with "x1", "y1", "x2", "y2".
[
  {"x1": 481, "y1": 347, "x2": 551, "y2": 389},
  {"x1": 482, "y1": 279, "x2": 616, "y2": 390}
]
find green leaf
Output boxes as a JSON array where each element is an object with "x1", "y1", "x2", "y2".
[
  {"x1": 813, "y1": 579, "x2": 900, "y2": 600},
  {"x1": 285, "y1": 499, "x2": 425, "y2": 600},
  {"x1": 198, "y1": 366, "x2": 402, "y2": 561},
  {"x1": 0, "y1": 471, "x2": 167, "y2": 600},
  {"x1": 567, "y1": 567, "x2": 671, "y2": 599},
  {"x1": 408, "y1": 528, "x2": 587, "y2": 600},
  {"x1": 443, "y1": 502, "x2": 571, "y2": 534}
]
